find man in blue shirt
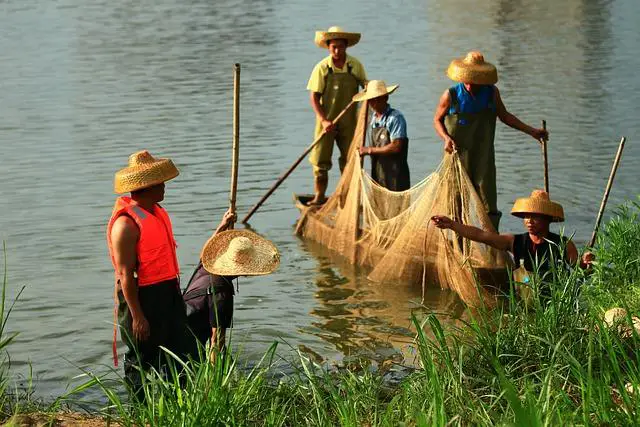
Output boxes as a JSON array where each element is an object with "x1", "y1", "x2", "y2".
[{"x1": 356, "y1": 80, "x2": 410, "y2": 191}]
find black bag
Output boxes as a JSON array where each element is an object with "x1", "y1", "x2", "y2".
[{"x1": 182, "y1": 262, "x2": 214, "y2": 346}]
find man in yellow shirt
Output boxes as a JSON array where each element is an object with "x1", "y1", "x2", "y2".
[{"x1": 307, "y1": 26, "x2": 367, "y2": 205}]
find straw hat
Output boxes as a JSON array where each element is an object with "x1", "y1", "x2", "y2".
[
  {"x1": 352, "y1": 80, "x2": 398, "y2": 102},
  {"x1": 314, "y1": 26, "x2": 361, "y2": 48},
  {"x1": 511, "y1": 190, "x2": 564, "y2": 222},
  {"x1": 201, "y1": 230, "x2": 280, "y2": 276},
  {"x1": 447, "y1": 51, "x2": 498, "y2": 85},
  {"x1": 114, "y1": 150, "x2": 179, "y2": 194}
]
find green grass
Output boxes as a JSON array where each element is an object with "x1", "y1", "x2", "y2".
[{"x1": 4, "y1": 200, "x2": 640, "y2": 426}]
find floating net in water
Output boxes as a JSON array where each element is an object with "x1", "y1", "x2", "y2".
[{"x1": 296, "y1": 102, "x2": 511, "y2": 306}]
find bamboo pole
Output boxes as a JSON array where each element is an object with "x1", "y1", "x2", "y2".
[
  {"x1": 229, "y1": 63, "x2": 241, "y2": 229},
  {"x1": 588, "y1": 137, "x2": 626, "y2": 248},
  {"x1": 541, "y1": 120, "x2": 549, "y2": 194},
  {"x1": 241, "y1": 100, "x2": 356, "y2": 224},
  {"x1": 354, "y1": 101, "x2": 368, "y2": 245}
]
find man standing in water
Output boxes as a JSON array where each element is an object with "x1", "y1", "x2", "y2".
[
  {"x1": 307, "y1": 26, "x2": 367, "y2": 205},
  {"x1": 107, "y1": 150, "x2": 192, "y2": 401},
  {"x1": 433, "y1": 51, "x2": 548, "y2": 230},
  {"x1": 356, "y1": 80, "x2": 410, "y2": 192}
]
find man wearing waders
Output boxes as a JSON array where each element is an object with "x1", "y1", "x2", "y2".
[
  {"x1": 433, "y1": 51, "x2": 548, "y2": 230},
  {"x1": 356, "y1": 80, "x2": 410, "y2": 192},
  {"x1": 307, "y1": 26, "x2": 367, "y2": 205},
  {"x1": 107, "y1": 151, "x2": 194, "y2": 402}
]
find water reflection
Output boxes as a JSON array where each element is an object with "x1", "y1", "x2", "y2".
[{"x1": 298, "y1": 238, "x2": 467, "y2": 367}]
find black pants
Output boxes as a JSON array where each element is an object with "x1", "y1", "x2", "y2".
[{"x1": 117, "y1": 279, "x2": 197, "y2": 401}]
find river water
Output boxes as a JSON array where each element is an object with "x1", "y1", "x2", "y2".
[{"x1": 0, "y1": 0, "x2": 638, "y2": 398}]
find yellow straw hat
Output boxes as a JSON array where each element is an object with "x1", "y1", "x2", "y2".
[
  {"x1": 511, "y1": 190, "x2": 565, "y2": 222},
  {"x1": 352, "y1": 80, "x2": 399, "y2": 102},
  {"x1": 447, "y1": 51, "x2": 498, "y2": 85},
  {"x1": 314, "y1": 26, "x2": 361, "y2": 48},
  {"x1": 114, "y1": 150, "x2": 179, "y2": 194},
  {"x1": 201, "y1": 230, "x2": 280, "y2": 276}
]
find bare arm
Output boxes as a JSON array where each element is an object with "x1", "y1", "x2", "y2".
[
  {"x1": 433, "y1": 90, "x2": 456, "y2": 153},
  {"x1": 431, "y1": 215, "x2": 514, "y2": 252},
  {"x1": 310, "y1": 92, "x2": 334, "y2": 133},
  {"x1": 495, "y1": 87, "x2": 548, "y2": 141},
  {"x1": 214, "y1": 208, "x2": 237, "y2": 235},
  {"x1": 360, "y1": 138, "x2": 406, "y2": 156},
  {"x1": 111, "y1": 216, "x2": 149, "y2": 341}
]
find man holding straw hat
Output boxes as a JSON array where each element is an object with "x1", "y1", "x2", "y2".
[
  {"x1": 107, "y1": 150, "x2": 193, "y2": 400},
  {"x1": 433, "y1": 51, "x2": 549, "y2": 230},
  {"x1": 184, "y1": 221, "x2": 279, "y2": 363},
  {"x1": 307, "y1": 26, "x2": 368, "y2": 205},
  {"x1": 356, "y1": 80, "x2": 410, "y2": 192},
  {"x1": 431, "y1": 189, "x2": 594, "y2": 300}
]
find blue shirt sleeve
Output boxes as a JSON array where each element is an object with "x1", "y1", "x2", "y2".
[{"x1": 388, "y1": 111, "x2": 408, "y2": 140}]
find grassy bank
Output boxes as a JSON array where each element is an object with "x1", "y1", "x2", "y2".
[{"x1": 3, "y1": 199, "x2": 640, "y2": 426}]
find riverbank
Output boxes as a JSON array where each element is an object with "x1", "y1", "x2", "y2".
[{"x1": 2, "y1": 199, "x2": 639, "y2": 426}]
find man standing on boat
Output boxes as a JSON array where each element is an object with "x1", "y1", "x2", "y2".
[
  {"x1": 107, "y1": 150, "x2": 193, "y2": 401},
  {"x1": 307, "y1": 26, "x2": 367, "y2": 205},
  {"x1": 433, "y1": 51, "x2": 548, "y2": 230},
  {"x1": 356, "y1": 80, "x2": 410, "y2": 192}
]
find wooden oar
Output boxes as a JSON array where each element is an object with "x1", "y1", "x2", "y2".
[
  {"x1": 588, "y1": 137, "x2": 627, "y2": 248},
  {"x1": 241, "y1": 100, "x2": 356, "y2": 224},
  {"x1": 540, "y1": 120, "x2": 549, "y2": 193},
  {"x1": 229, "y1": 63, "x2": 241, "y2": 229}
]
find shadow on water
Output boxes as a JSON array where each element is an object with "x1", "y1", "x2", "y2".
[{"x1": 294, "y1": 236, "x2": 468, "y2": 369}]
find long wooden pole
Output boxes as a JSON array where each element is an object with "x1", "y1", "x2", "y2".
[
  {"x1": 541, "y1": 120, "x2": 549, "y2": 194},
  {"x1": 588, "y1": 137, "x2": 626, "y2": 248},
  {"x1": 241, "y1": 100, "x2": 356, "y2": 224},
  {"x1": 229, "y1": 63, "x2": 241, "y2": 229},
  {"x1": 354, "y1": 101, "x2": 368, "y2": 242}
]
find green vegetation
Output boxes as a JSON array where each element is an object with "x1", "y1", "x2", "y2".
[{"x1": 2, "y1": 199, "x2": 640, "y2": 426}]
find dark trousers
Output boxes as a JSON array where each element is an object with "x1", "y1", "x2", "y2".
[{"x1": 117, "y1": 279, "x2": 197, "y2": 401}]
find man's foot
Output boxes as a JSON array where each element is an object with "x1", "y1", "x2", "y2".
[{"x1": 306, "y1": 196, "x2": 327, "y2": 206}]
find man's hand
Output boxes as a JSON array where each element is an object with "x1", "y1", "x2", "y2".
[
  {"x1": 431, "y1": 215, "x2": 455, "y2": 230},
  {"x1": 530, "y1": 127, "x2": 549, "y2": 142},
  {"x1": 580, "y1": 251, "x2": 595, "y2": 269},
  {"x1": 132, "y1": 315, "x2": 150, "y2": 341},
  {"x1": 358, "y1": 146, "x2": 371, "y2": 156},
  {"x1": 321, "y1": 119, "x2": 335, "y2": 133},
  {"x1": 444, "y1": 137, "x2": 457, "y2": 154},
  {"x1": 215, "y1": 208, "x2": 237, "y2": 234}
]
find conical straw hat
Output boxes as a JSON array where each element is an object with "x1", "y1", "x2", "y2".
[
  {"x1": 352, "y1": 80, "x2": 399, "y2": 102},
  {"x1": 314, "y1": 26, "x2": 361, "y2": 48},
  {"x1": 201, "y1": 230, "x2": 280, "y2": 276},
  {"x1": 447, "y1": 51, "x2": 498, "y2": 85},
  {"x1": 114, "y1": 150, "x2": 179, "y2": 194},
  {"x1": 511, "y1": 190, "x2": 564, "y2": 222}
]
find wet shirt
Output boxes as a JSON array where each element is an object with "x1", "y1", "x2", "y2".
[
  {"x1": 512, "y1": 232, "x2": 567, "y2": 275},
  {"x1": 306, "y1": 55, "x2": 367, "y2": 94}
]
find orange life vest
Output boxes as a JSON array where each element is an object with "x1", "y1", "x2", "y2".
[{"x1": 106, "y1": 196, "x2": 180, "y2": 286}]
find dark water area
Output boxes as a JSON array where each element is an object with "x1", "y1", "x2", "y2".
[{"x1": 0, "y1": 0, "x2": 638, "y2": 397}]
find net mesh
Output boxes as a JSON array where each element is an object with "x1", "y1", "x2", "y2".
[{"x1": 296, "y1": 102, "x2": 512, "y2": 306}]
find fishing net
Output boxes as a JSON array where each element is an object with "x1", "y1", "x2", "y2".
[{"x1": 296, "y1": 102, "x2": 512, "y2": 306}]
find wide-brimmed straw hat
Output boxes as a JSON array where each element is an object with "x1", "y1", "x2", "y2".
[
  {"x1": 352, "y1": 80, "x2": 398, "y2": 102},
  {"x1": 114, "y1": 150, "x2": 179, "y2": 194},
  {"x1": 511, "y1": 190, "x2": 564, "y2": 222},
  {"x1": 447, "y1": 51, "x2": 498, "y2": 85},
  {"x1": 201, "y1": 230, "x2": 280, "y2": 276},
  {"x1": 314, "y1": 26, "x2": 361, "y2": 48}
]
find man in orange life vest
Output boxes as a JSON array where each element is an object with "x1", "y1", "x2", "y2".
[{"x1": 107, "y1": 150, "x2": 193, "y2": 399}]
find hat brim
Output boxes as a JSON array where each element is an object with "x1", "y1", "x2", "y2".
[
  {"x1": 314, "y1": 31, "x2": 361, "y2": 48},
  {"x1": 511, "y1": 198, "x2": 564, "y2": 222},
  {"x1": 446, "y1": 59, "x2": 498, "y2": 85},
  {"x1": 352, "y1": 84, "x2": 399, "y2": 102},
  {"x1": 201, "y1": 230, "x2": 280, "y2": 276},
  {"x1": 114, "y1": 159, "x2": 179, "y2": 194}
]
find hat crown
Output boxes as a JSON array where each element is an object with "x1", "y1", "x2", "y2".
[
  {"x1": 326, "y1": 26, "x2": 345, "y2": 32},
  {"x1": 530, "y1": 189, "x2": 550, "y2": 201},
  {"x1": 128, "y1": 150, "x2": 156, "y2": 167},
  {"x1": 227, "y1": 237, "x2": 256, "y2": 264},
  {"x1": 464, "y1": 51, "x2": 486, "y2": 65},
  {"x1": 367, "y1": 80, "x2": 386, "y2": 94}
]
